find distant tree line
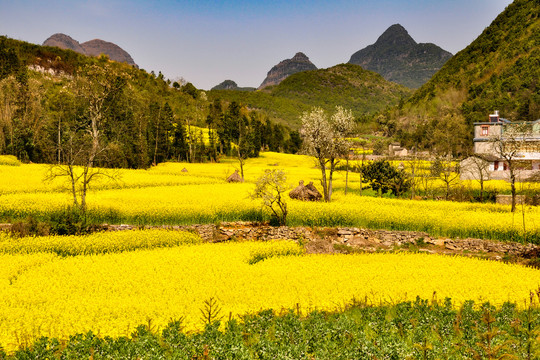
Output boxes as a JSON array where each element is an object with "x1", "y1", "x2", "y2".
[{"x1": 0, "y1": 36, "x2": 300, "y2": 168}]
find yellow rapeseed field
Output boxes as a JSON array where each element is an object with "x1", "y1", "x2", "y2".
[
  {"x1": 0, "y1": 229, "x2": 201, "y2": 255},
  {"x1": 0, "y1": 233, "x2": 538, "y2": 352},
  {"x1": 1, "y1": 152, "x2": 540, "y2": 242}
]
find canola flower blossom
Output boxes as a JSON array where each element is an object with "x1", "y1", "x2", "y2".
[
  {"x1": 2, "y1": 152, "x2": 540, "y2": 242},
  {"x1": 2, "y1": 152, "x2": 540, "y2": 243},
  {"x1": 0, "y1": 233, "x2": 539, "y2": 352},
  {"x1": 0, "y1": 229, "x2": 201, "y2": 256}
]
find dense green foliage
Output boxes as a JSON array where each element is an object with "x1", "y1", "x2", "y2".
[
  {"x1": 361, "y1": 160, "x2": 412, "y2": 196},
  {"x1": 208, "y1": 64, "x2": 412, "y2": 130},
  {"x1": 208, "y1": 88, "x2": 310, "y2": 130},
  {"x1": 390, "y1": 0, "x2": 540, "y2": 155},
  {"x1": 0, "y1": 37, "x2": 296, "y2": 168},
  {"x1": 5, "y1": 299, "x2": 540, "y2": 359}
]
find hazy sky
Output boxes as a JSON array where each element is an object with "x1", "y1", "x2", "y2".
[{"x1": 1, "y1": 0, "x2": 513, "y2": 90}]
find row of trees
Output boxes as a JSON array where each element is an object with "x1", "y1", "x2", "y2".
[
  {"x1": 0, "y1": 38, "x2": 300, "y2": 170},
  {"x1": 0, "y1": 37, "x2": 305, "y2": 215},
  {"x1": 297, "y1": 106, "x2": 534, "y2": 215}
]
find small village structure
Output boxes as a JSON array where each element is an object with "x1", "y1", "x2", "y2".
[
  {"x1": 462, "y1": 111, "x2": 540, "y2": 181},
  {"x1": 388, "y1": 143, "x2": 408, "y2": 157}
]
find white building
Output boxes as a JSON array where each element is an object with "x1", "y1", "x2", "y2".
[{"x1": 473, "y1": 111, "x2": 540, "y2": 172}]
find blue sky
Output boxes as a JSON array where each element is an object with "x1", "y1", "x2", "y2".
[{"x1": 1, "y1": 0, "x2": 513, "y2": 89}]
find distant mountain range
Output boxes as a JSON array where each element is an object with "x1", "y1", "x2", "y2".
[
  {"x1": 211, "y1": 80, "x2": 255, "y2": 92},
  {"x1": 213, "y1": 25, "x2": 451, "y2": 91},
  {"x1": 392, "y1": 0, "x2": 540, "y2": 153},
  {"x1": 258, "y1": 52, "x2": 317, "y2": 90},
  {"x1": 26, "y1": 0, "x2": 540, "y2": 156},
  {"x1": 209, "y1": 63, "x2": 412, "y2": 129},
  {"x1": 43, "y1": 33, "x2": 136, "y2": 66},
  {"x1": 348, "y1": 24, "x2": 453, "y2": 89}
]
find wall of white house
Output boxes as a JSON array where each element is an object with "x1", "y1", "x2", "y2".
[
  {"x1": 489, "y1": 161, "x2": 505, "y2": 171},
  {"x1": 488, "y1": 160, "x2": 540, "y2": 171}
]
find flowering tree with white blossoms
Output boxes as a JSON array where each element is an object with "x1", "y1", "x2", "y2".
[{"x1": 300, "y1": 106, "x2": 355, "y2": 202}]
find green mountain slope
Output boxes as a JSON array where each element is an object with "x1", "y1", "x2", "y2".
[
  {"x1": 392, "y1": 0, "x2": 540, "y2": 154},
  {"x1": 208, "y1": 63, "x2": 412, "y2": 130}
]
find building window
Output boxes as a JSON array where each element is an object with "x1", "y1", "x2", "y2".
[
  {"x1": 494, "y1": 161, "x2": 499, "y2": 170},
  {"x1": 481, "y1": 126, "x2": 489, "y2": 136},
  {"x1": 503, "y1": 162, "x2": 508, "y2": 171}
]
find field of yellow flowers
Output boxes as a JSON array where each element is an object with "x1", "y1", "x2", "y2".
[
  {"x1": 0, "y1": 230, "x2": 539, "y2": 352},
  {"x1": 1, "y1": 153, "x2": 540, "y2": 353},
  {"x1": 1, "y1": 152, "x2": 540, "y2": 243}
]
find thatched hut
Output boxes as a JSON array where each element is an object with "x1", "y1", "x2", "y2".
[
  {"x1": 181, "y1": 167, "x2": 188, "y2": 173},
  {"x1": 289, "y1": 180, "x2": 322, "y2": 201},
  {"x1": 227, "y1": 169, "x2": 243, "y2": 183}
]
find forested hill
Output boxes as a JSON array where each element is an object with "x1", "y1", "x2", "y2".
[
  {"x1": 208, "y1": 63, "x2": 412, "y2": 130},
  {"x1": 389, "y1": 0, "x2": 540, "y2": 155},
  {"x1": 0, "y1": 36, "x2": 297, "y2": 167}
]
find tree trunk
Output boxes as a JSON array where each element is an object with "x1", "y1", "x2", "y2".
[
  {"x1": 186, "y1": 119, "x2": 193, "y2": 163},
  {"x1": 153, "y1": 105, "x2": 161, "y2": 165},
  {"x1": 238, "y1": 155, "x2": 245, "y2": 182},
  {"x1": 328, "y1": 157, "x2": 337, "y2": 202},
  {"x1": 359, "y1": 171, "x2": 363, "y2": 195},
  {"x1": 345, "y1": 157, "x2": 349, "y2": 195},
  {"x1": 510, "y1": 170, "x2": 516, "y2": 212},
  {"x1": 57, "y1": 117, "x2": 61, "y2": 164},
  {"x1": 319, "y1": 158, "x2": 329, "y2": 202},
  {"x1": 410, "y1": 162, "x2": 416, "y2": 200},
  {"x1": 480, "y1": 177, "x2": 484, "y2": 202},
  {"x1": 69, "y1": 164, "x2": 78, "y2": 207}
]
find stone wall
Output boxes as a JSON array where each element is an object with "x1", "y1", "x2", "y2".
[
  {"x1": 104, "y1": 222, "x2": 538, "y2": 257},
  {"x1": 1, "y1": 221, "x2": 538, "y2": 258}
]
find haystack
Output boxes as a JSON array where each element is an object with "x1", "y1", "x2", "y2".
[
  {"x1": 289, "y1": 180, "x2": 322, "y2": 201},
  {"x1": 305, "y1": 181, "x2": 322, "y2": 201},
  {"x1": 181, "y1": 167, "x2": 188, "y2": 173},
  {"x1": 227, "y1": 169, "x2": 243, "y2": 183}
]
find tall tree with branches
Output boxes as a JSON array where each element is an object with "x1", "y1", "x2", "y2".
[
  {"x1": 300, "y1": 106, "x2": 355, "y2": 202},
  {"x1": 489, "y1": 122, "x2": 533, "y2": 212},
  {"x1": 46, "y1": 59, "x2": 127, "y2": 214}
]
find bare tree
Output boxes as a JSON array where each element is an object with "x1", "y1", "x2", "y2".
[
  {"x1": 419, "y1": 170, "x2": 436, "y2": 199},
  {"x1": 404, "y1": 151, "x2": 424, "y2": 199},
  {"x1": 460, "y1": 154, "x2": 492, "y2": 202},
  {"x1": 430, "y1": 156, "x2": 461, "y2": 201},
  {"x1": 45, "y1": 61, "x2": 126, "y2": 214},
  {"x1": 300, "y1": 106, "x2": 355, "y2": 202},
  {"x1": 489, "y1": 123, "x2": 532, "y2": 212},
  {"x1": 251, "y1": 169, "x2": 289, "y2": 226}
]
